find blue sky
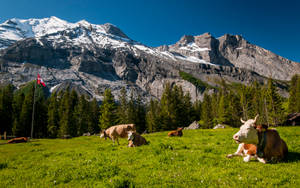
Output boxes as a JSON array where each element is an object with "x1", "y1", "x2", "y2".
[{"x1": 0, "y1": 0, "x2": 299, "y2": 62}]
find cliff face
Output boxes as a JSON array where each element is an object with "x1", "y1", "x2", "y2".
[{"x1": 0, "y1": 17, "x2": 299, "y2": 101}]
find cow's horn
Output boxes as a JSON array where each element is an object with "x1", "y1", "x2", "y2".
[
  {"x1": 254, "y1": 114, "x2": 259, "y2": 123},
  {"x1": 240, "y1": 118, "x2": 246, "y2": 123}
]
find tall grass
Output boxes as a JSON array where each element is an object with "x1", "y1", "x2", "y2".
[{"x1": 0, "y1": 127, "x2": 299, "y2": 187}]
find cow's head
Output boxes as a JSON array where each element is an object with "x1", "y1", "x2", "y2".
[
  {"x1": 100, "y1": 130, "x2": 107, "y2": 140},
  {"x1": 128, "y1": 131, "x2": 135, "y2": 141},
  {"x1": 233, "y1": 115, "x2": 259, "y2": 144}
]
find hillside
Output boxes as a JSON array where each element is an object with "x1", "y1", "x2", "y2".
[
  {"x1": 0, "y1": 17, "x2": 300, "y2": 102},
  {"x1": 1, "y1": 127, "x2": 300, "y2": 187}
]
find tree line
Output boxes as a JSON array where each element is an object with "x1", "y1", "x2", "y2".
[{"x1": 0, "y1": 74, "x2": 300, "y2": 138}]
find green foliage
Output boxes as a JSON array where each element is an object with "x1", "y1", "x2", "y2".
[
  {"x1": 288, "y1": 74, "x2": 300, "y2": 113},
  {"x1": 1, "y1": 74, "x2": 300, "y2": 138},
  {"x1": 87, "y1": 99, "x2": 100, "y2": 134},
  {"x1": 155, "y1": 83, "x2": 194, "y2": 131},
  {"x1": 0, "y1": 84, "x2": 14, "y2": 134},
  {"x1": 265, "y1": 78, "x2": 285, "y2": 125},
  {"x1": 74, "y1": 95, "x2": 89, "y2": 136},
  {"x1": 201, "y1": 93, "x2": 213, "y2": 128},
  {"x1": 146, "y1": 99, "x2": 161, "y2": 133},
  {"x1": 179, "y1": 71, "x2": 214, "y2": 92},
  {"x1": 0, "y1": 127, "x2": 299, "y2": 187},
  {"x1": 47, "y1": 93, "x2": 59, "y2": 138},
  {"x1": 99, "y1": 89, "x2": 117, "y2": 130}
]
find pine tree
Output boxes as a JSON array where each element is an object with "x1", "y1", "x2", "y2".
[
  {"x1": 201, "y1": 93, "x2": 213, "y2": 128},
  {"x1": 296, "y1": 77, "x2": 300, "y2": 112},
  {"x1": 146, "y1": 99, "x2": 161, "y2": 132},
  {"x1": 18, "y1": 86, "x2": 34, "y2": 137},
  {"x1": 192, "y1": 100, "x2": 202, "y2": 121},
  {"x1": 34, "y1": 86, "x2": 48, "y2": 138},
  {"x1": 0, "y1": 84, "x2": 14, "y2": 135},
  {"x1": 160, "y1": 83, "x2": 174, "y2": 130},
  {"x1": 181, "y1": 90, "x2": 193, "y2": 127},
  {"x1": 288, "y1": 75, "x2": 298, "y2": 113},
  {"x1": 117, "y1": 87, "x2": 129, "y2": 124},
  {"x1": 87, "y1": 99, "x2": 100, "y2": 134},
  {"x1": 217, "y1": 93, "x2": 227, "y2": 124},
  {"x1": 227, "y1": 91, "x2": 242, "y2": 127},
  {"x1": 134, "y1": 95, "x2": 146, "y2": 133},
  {"x1": 12, "y1": 93, "x2": 25, "y2": 136},
  {"x1": 75, "y1": 95, "x2": 89, "y2": 136},
  {"x1": 47, "y1": 92, "x2": 59, "y2": 138},
  {"x1": 59, "y1": 90, "x2": 77, "y2": 137},
  {"x1": 99, "y1": 89, "x2": 117, "y2": 130},
  {"x1": 265, "y1": 78, "x2": 284, "y2": 125}
]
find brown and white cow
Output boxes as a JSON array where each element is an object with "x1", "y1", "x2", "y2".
[
  {"x1": 226, "y1": 143, "x2": 259, "y2": 162},
  {"x1": 230, "y1": 115, "x2": 288, "y2": 163},
  {"x1": 168, "y1": 127, "x2": 183, "y2": 137},
  {"x1": 127, "y1": 131, "x2": 148, "y2": 147},
  {"x1": 100, "y1": 124, "x2": 136, "y2": 145}
]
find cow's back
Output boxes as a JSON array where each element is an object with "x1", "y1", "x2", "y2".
[
  {"x1": 264, "y1": 129, "x2": 288, "y2": 160},
  {"x1": 115, "y1": 124, "x2": 136, "y2": 138}
]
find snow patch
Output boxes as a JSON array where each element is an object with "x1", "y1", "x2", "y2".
[
  {"x1": 50, "y1": 83, "x2": 61, "y2": 93},
  {"x1": 180, "y1": 42, "x2": 210, "y2": 52}
]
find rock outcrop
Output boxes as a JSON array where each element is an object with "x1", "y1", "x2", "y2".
[{"x1": 0, "y1": 17, "x2": 299, "y2": 102}]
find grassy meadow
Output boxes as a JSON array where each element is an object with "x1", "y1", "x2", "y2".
[{"x1": 0, "y1": 127, "x2": 300, "y2": 187}]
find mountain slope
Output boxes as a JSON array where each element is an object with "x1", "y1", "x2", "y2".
[{"x1": 0, "y1": 17, "x2": 299, "y2": 101}]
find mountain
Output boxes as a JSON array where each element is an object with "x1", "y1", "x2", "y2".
[{"x1": 0, "y1": 17, "x2": 299, "y2": 101}]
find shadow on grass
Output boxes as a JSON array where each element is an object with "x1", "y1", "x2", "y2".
[{"x1": 283, "y1": 152, "x2": 300, "y2": 163}]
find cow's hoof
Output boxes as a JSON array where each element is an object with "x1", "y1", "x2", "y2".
[{"x1": 226, "y1": 154, "x2": 233, "y2": 158}]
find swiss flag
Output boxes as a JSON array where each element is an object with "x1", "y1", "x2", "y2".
[{"x1": 37, "y1": 74, "x2": 46, "y2": 87}]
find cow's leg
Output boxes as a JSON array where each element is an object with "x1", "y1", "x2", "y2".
[
  {"x1": 243, "y1": 154, "x2": 251, "y2": 162},
  {"x1": 227, "y1": 143, "x2": 244, "y2": 158},
  {"x1": 257, "y1": 157, "x2": 267, "y2": 164},
  {"x1": 116, "y1": 137, "x2": 120, "y2": 145}
]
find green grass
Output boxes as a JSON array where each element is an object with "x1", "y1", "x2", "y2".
[{"x1": 1, "y1": 127, "x2": 300, "y2": 187}]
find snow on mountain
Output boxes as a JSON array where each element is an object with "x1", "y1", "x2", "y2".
[{"x1": 0, "y1": 17, "x2": 213, "y2": 66}]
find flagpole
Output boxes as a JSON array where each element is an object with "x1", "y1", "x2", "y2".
[{"x1": 31, "y1": 79, "x2": 37, "y2": 138}]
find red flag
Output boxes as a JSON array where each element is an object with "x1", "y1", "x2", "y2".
[{"x1": 37, "y1": 74, "x2": 46, "y2": 87}]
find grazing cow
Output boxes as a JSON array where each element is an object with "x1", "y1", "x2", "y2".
[
  {"x1": 231, "y1": 115, "x2": 288, "y2": 163},
  {"x1": 100, "y1": 124, "x2": 136, "y2": 145},
  {"x1": 127, "y1": 131, "x2": 148, "y2": 147},
  {"x1": 7, "y1": 137, "x2": 29, "y2": 144},
  {"x1": 168, "y1": 127, "x2": 183, "y2": 137}
]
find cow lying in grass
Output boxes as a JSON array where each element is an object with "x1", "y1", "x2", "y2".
[
  {"x1": 229, "y1": 115, "x2": 288, "y2": 163},
  {"x1": 100, "y1": 124, "x2": 136, "y2": 145},
  {"x1": 226, "y1": 143, "x2": 259, "y2": 162},
  {"x1": 127, "y1": 131, "x2": 148, "y2": 147},
  {"x1": 168, "y1": 127, "x2": 183, "y2": 137},
  {"x1": 7, "y1": 137, "x2": 29, "y2": 144}
]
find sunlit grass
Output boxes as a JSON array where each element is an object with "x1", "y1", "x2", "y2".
[{"x1": 0, "y1": 127, "x2": 299, "y2": 187}]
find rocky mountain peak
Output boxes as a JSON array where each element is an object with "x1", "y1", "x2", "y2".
[
  {"x1": 0, "y1": 17, "x2": 300, "y2": 103},
  {"x1": 218, "y1": 33, "x2": 247, "y2": 49},
  {"x1": 176, "y1": 35, "x2": 194, "y2": 46},
  {"x1": 102, "y1": 23, "x2": 129, "y2": 39}
]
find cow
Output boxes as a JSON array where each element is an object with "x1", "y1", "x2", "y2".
[
  {"x1": 168, "y1": 127, "x2": 183, "y2": 137},
  {"x1": 100, "y1": 124, "x2": 136, "y2": 145},
  {"x1": 231, "y1": 115, "x2": 288, "y2": 163},
  {"x1": 226, "y1": 143, "x2": 261, "y2": 162},
  {"x1": 7, "y1": 137, "x2": 29, "y2": 144},
  {"x1": 127, "y1": 131, "x2": 148, "y2": 147}
]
